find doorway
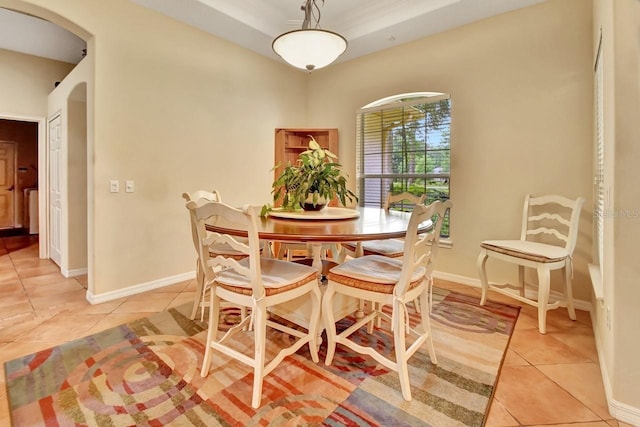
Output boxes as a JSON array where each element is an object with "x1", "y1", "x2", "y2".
[{"x1": 0, "y1": 119, "x2": 40, "y2": 235}]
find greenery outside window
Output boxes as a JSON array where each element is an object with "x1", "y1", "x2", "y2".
[{"x1": 356, "y1": 92, "x2": 451, "y2": 237}]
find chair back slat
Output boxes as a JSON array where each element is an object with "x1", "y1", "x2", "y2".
[
  {"x1": 385, "y1": 191, "x2": 426, "y2": 212},
  {"x1": 520, "y1": 194, "x2": 585, "y2": 252},
  {"x1": 186, "y1": 199, "x2": 264, "y2": 297},
  {"x1": 528, "y1": 213, "x2": 571, "y2": 227},
  {"x1": 526, "y1": 227, "x2": 569, "y2": 243}
]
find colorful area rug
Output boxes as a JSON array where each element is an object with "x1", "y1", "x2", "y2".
[{"x1": 5, "y1": 288, "x2": 519, "y2": 426}]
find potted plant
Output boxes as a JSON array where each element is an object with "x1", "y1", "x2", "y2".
[{"x1": 262, "y1": 136, "x2": 357, "y2": 215}]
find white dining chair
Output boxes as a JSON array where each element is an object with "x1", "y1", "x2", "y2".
[
  {"x1": 183, "y1": 190, "x2": 272, "y2": 320},
  {"x1": 341, "y1": 192, "x2": 427, "y2": 259},
  {"x1": 477, "y1": 194, "x2": 584, "y2": 334},
  {"x1": 323, "y1": 199, "x2": 451, "y2": 401},
  {"x1": 341, "y1": 192, "x2": 428, "y2": 318},
  {"x1": 186, "y1": 199, "x2": 321, "y2": 409}
]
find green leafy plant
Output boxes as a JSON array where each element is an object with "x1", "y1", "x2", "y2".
[{"x1": 261, "y1": 136, "x2": 357, "y2": 215}]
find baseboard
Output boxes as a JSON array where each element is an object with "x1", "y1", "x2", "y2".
[
  {"x1": 432, "y1": 270, "x2": 592, "y2": 311},
  {"x1": 86, "y1": 271, "x2": 196, "y2": 304},
  {"x1": 591, "y1": 312, "x2": 640, "y2": 426},
  {"x1": 62, "y1": 267, "x2": 88, "y2": 278}
]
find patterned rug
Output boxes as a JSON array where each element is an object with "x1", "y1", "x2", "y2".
[{"x1": 4, "y1": 287, "x2": 519, "y2": 426}]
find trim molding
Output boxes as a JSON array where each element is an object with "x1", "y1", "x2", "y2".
[
  {"x1": 591, "y1": 310, "x2": 640, "y2": 426},
  {"x1": 62, "y1": 267, "x2": 88, "y2": 278},
  {"x1": 86, "y1": 271, "x2": 196, "y2": 305},
  {"x1": 432, "y1": 270, "x2": 592, "y2": 312}
]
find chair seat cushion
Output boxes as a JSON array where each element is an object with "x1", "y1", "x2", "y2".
[
  {"x1": 342, "y1": 239, "x2": 404, "y2": 257},
  {"x1": 481, "y1": 240, "x2": 568, "y2": 263},
  {"x1": 327, "y1": 255, "x2": 425, "y2": 294},
  {"x1": 216, "y1": 258, "x2": 317, "y2": 296}
]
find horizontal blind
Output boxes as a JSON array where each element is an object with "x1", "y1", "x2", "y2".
[{"x1": 356, "y1": 94, "x2": 451, "y2": 236}]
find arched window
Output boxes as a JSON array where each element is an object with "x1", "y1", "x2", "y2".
[{"x1": 356, "y1": 92, "x2": 451, "y2": 236}]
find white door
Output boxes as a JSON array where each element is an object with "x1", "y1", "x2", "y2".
[
  {"x1": 49, "y1": 115, "x2": 62, "y2": 266},
  {"x1": 0, "y1": 142, "x2": 16, "y2": 229}
]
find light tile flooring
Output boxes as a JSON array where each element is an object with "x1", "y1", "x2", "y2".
[{"x1": 0, "y1": 236, "x2": 632, "y2": 426}]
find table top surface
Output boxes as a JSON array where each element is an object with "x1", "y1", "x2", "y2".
[{"x1": 205, "y1": 206, "x2": 433, "y2": 243}]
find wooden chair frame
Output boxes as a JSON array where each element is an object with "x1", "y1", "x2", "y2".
[
  {"x1": 478, "y1": 194, "x2": 585, "y2": 334},
  {"x1": 323, "y1": 200, "x2": 451, "y2": 401}
]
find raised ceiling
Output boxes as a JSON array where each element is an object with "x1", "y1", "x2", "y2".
[{"x1": 1, "y1": 0, "x2": 545, "y2": 66}]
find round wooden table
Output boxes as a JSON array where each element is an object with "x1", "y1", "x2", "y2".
[
  {"x1": 206, "y1": 206, "x2": 432, "y2": 271},
  {"x1": 206, "y1": 206, "x2": 432, "y2": 330}
]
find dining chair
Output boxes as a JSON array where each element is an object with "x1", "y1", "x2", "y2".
[
  {"x1": 341, "y1": 192, "x2": 427, "y2": 259},
  {"x1": 186, "y1": 199, "x2": 321, "y2": 409},
  {"x1": 183, "y1": 190, "x2": 248, "y2": 320},
  {"x1": 341, "y1": 192, "x2": 428, "y2": 317},
  {"x1": 477, "y1": 194, "x2": 585, "y2": 334},
  {"x1": 323, "y1": 199, "x2": 451, "y2": 401},
  {"x1": 183, "y1": 190, "x2": 272, "y2": 320}
]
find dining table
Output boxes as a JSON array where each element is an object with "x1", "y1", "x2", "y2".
[{"x1": 205, "y1": 205, "x2": 433, "y2": 330}]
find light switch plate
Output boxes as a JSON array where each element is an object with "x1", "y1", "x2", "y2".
[
  {"x1": 110, "y1": 180, "x2": 119, "y2": 193},
  {"x1": 125, "y1": 180, "x2": 134, "y2": 193}
]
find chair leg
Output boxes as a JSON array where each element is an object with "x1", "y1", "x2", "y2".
[
  {"x1": 518, "y1": 265, "x2": 525, "y2": 297},
  {"x1": 564, "y1": 263, "x2": 577, "y2": 321},
  {"x1": 477, "y1": 249, "x2": 489, "y2": 305},
  {"x1": 393, "y1": 299, "x2": 411, "y2": 401},
  {"x1": 251, "y1": 303, "x2": 267, "y2": 409},
  {"x1": 201, "y1": 292, "x2": 220, "y2": 377},
  {"x1": 323, "y1": 282, "x2": 338, "y2": 366},
  {"x1": 413, "y1": 298, "x2": 421, "y2": 314},
  {"x1": 536, "y1": 265, "x2": 551, "y2": 334},
  {"x1": 192, "y1": 261, "x2": 204, "y2": 320},
  {"x1": 307, "y1": 285, "x2": 322, "y2": 363},
  {"x1": 420, "y1": 287, "x2": 437, "y2": 365}
]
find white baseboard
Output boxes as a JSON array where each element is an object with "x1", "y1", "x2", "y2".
[
  {"x1": 433, "y1": 270, "x2": 592, "y2": 311},
  {"x1": 86, "y1": 271, "x2": 196, "y2": 305},
  {"x1": 591, "y1": 312, "x2": 640, "y2": 426},
  {"x1": 62, "y1": 267, "x2": 88, "y2": 278}
]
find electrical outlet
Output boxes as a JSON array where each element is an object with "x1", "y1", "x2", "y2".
[
  {"x1": 110, "y1": 180, "x2": 119, "y2": 193},
  {"x1": 125, "y1": 180, "x2": 134, "y2": 193}
]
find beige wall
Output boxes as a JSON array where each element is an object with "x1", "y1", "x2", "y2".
[
  {"x1": 309, "y1": 0, "x2": 594, "y2": 300},
  {"x1": 67, "y1": 96, "x2": 87, "y2": 271},
  {"x1": 3, "y1": 0, "x2": 308, "y2": 295},
  {"x1": 611, "y1": 0, "x2": 640, "y2": 411},
  {"x1": 592, "y1": 0, "x2": 640, "y2": 416},
  {"x1": 0, "y1": 48, "x2": 74, "y2": 117}
]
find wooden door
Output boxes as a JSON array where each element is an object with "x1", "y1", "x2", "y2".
[
  {"x1": 49, "y1": 115, "x2": 62, "y2": 266},
  {"x1": 0, "y1": 142, "x2": 16, "y2": 229}
]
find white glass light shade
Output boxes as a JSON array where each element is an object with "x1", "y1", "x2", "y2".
[{"x1": 272, "y1": 29, "x2": 347, "y2": 71}]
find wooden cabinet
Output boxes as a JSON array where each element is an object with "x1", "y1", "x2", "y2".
[{"x1": 274, "y1": 128, "x2": 338, "y2": 182}]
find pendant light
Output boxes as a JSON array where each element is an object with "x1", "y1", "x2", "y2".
[{"x1": 272, "y1": 0, "x2": 347, "y2": 72}]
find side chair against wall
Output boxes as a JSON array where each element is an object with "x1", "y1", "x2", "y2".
[
  {"x1": 323, "y1": 200, "x2": 451, "y2": 401},
  {"x1": 186, "y1": 199, "x2": 321, "y2": 409},
  {"x1": 477, "y1": 194, "x2": 585, "y2": 334},
  {"x1": 183, "y1": 190, "x2": 270, "y2": 321}
]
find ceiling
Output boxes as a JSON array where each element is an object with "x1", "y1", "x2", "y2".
[{"x1": 0, "y1": 0, "x2": 545, "y2": 66}]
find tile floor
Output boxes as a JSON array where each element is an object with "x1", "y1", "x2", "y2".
[{"x1": 0, "y1": 235, "x2": 633, "y2": 426}]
